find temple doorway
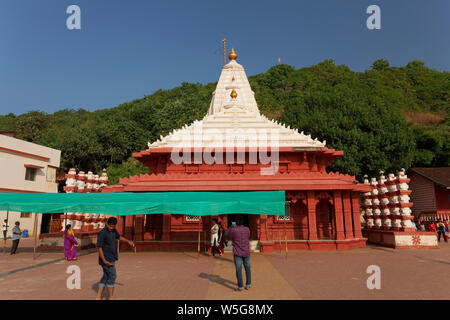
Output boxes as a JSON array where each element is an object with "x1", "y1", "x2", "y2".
[{"x1": 227, "y1": 214, "x2": 249, "y2": 228}]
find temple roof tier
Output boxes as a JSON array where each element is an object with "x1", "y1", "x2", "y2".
[{"x1": 146, "y1": 50, "x2": 326, "y2": 150}]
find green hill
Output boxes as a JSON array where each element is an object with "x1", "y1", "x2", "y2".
[{"x1": 1, "y1": 59, "x2": 448, "y2": 184}]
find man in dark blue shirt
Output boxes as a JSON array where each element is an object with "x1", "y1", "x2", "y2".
[{"x1": 95, "y1": 217, "x2": 134, "y2": 300}]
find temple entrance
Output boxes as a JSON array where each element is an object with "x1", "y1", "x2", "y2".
[
  {"x1": 227, "y1": 214, "x2": 249, "y2": 228},
  {"x1": 225, "y1": 214, "x2": 260, "y2": 252},
  {"x1": 316, "y1": 199, "x2": 334, "y2": 240}
]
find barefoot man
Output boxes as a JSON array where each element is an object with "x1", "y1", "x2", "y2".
[{"x1": 96, "y1": 217, "x2": 134, "y2": 300}]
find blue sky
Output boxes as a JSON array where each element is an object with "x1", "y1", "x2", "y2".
[{"x1": 0, "y1": 0, "x2": 449, "y2": 115}]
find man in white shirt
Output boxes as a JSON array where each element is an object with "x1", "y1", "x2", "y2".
[
  {"x1": 210, "y1": 219, "x2": 220, "y2": 256},
  {"x1": 11, "y1": 221, "x2": 21, "y2": 254}
]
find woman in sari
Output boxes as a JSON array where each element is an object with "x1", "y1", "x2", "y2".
[{"x1": 63, "y1": 224, "x2": 78, "y2": 261}]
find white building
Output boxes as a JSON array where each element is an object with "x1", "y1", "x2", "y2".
[{"x1": 0, "y1": 133, "x2": 61, "y2": 238}]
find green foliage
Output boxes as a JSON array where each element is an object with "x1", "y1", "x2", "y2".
[
  {"x1": 106, "y1": 157, "x2": 148, "y2": 185},
  {"x1": 0, "y1": 59, "x2": 448, "y2": 183},
  {"x1": 372, "y1": 59, "x2": 390, "y2": 70}
]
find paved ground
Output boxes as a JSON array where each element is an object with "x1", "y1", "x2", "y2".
[{"x1": 1, "y1": 238, "x2": 449, "y2": 300}]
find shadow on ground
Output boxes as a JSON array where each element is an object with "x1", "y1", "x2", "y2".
[
  {"x1": 198, "y1": 272, "x2": 235, "y2": 290},
  {"x1": 91, "y1": 281, "x2": 125, "y2": 300}
]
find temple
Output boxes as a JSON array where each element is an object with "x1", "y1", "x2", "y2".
[{"x1": 102, "y1": 49, "x2": 372, "y2": 251}]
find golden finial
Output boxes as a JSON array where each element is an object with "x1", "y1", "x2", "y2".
[
  {"x1": 228, "y1": 48, "x2": 237, "y2": 61},
  {"x1": 230, "y1": 88, "x2": 238, "y2": 99}
]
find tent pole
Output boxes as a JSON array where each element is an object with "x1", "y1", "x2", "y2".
[
  {"x1": 278, "y1": 228, "x2": 281, "y2": 253},
  {"x1": 133, "y1": 216, "x2": 136, "y2": 254},
  {"x1": 3, "y1": 208, "x2": 9, "y2": 254},
  {"x1": 33, "y1": 212, "x2": 38, "y2": 260},
  {"x1": 204, "y1": 230, "x2": 206, "y2": 253},
  {"x1": 284, "y1": 219, "x2": 288, "y2": 259},
  {"x1": 197, "y1": 217, "x2": 201, "y2": 258},
  {"x1": 117, "y1": 216, "x2": 120, "y2": 256}
]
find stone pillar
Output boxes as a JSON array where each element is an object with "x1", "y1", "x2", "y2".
[
  {"x1": 259, "y1": 215, "x2": 269, "y2": 241},
  {"x1": 306, "y1": 191, "x2": 318, "y2": 240},
  {"x1": 124, "y1": 215, "x2": 134, "y2": 239},
  {"x1": 161, "y1": 214, "x2": 171, "y2": 241},
  {"x1": 135, "y1": 214, "x2": 145, "y2": 241},
  {"x1": 342, "y1": 191, "x2": 354, "y2": 239},
  {"x1": 332, "y1": 191, "x2": 345, "y2": 240},
  {"x1": 351, "y1": 192, "x2": 363, "y2": 238}
]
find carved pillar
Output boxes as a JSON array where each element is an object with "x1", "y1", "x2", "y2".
[
  {"x1": 259, "y1": 215, "x2": 268, "y2": 241},
  {"x1": 351, "y1": 192, "x2": 363, "y2": 238},
  {"x1": 124, "y1": 215, "x2": 134, "y2": 239},
  {"x1": 135, "y1": 214, "x2": 145, "y2": 241},
  {"x1": 307, "y1": 191, "x2": 318, "y2": 240},
  {"x1": 342, "y1": 191, "x2": 354, "y2": 239},
  {"x1": 333, "y1": 191, "x2": 345, "y2": 240},
  {"x1": 161, "y1": 214, "x2": 171, "y2": 241}
]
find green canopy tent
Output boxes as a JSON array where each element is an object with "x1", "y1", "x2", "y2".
[{"x1": 0, "y1": 191, "x2": 287, "y2": 258}]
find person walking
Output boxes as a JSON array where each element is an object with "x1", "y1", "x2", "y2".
[
  {"x1": 63, "y1": 224, "x2": 78, "y2": 261},
  {"x1": 437, "y1": 220, "x2": 447, "y2": 243},
  {"x1": 10, "y1": 221, "x2": 21, "y2": 254},
  {"x1": 95, "y1": 217, "x2": 134, "y2": 300},
  {"x1": 210, "y1": 218, "x2": 221, "y2": 257},
  {"x1": 217, "y1": 220, "x2": 226, "y2": 256},
  {"x1": 224, "y1": 215, "x2": 251, "y2": 292}
]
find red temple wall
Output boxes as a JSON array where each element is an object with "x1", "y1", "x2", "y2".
[{"x1": 435, "y1": 185, "x2": 450, "y2": 211}]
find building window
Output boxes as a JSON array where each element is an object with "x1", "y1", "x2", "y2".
[
  {"x1": 25, "y1": 167, "x2": 37, "y2": 181},
  {"x1": 185, "y1": 215, "x2": 200, "y2": 222},
  {"x1": 20, "y1": 212, "x2": 31, "y2": 218}
]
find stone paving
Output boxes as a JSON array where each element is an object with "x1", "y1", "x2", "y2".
[{"x1": 0, "y1": 238, "x2": 449, "y2": 300}]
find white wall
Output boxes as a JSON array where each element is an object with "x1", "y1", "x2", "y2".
[{"x1": 0, "y1": 134, "x2": 61, "y2": 238}]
